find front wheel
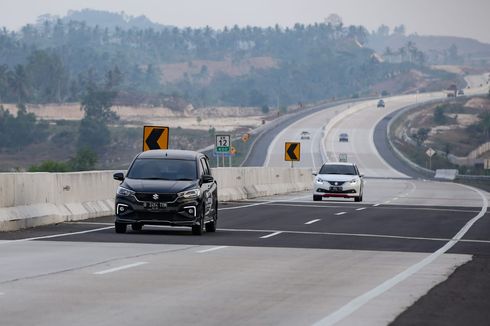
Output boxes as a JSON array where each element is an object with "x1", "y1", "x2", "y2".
[
  {"x1": 313, "y1": 195, "x2": 322, "y2": 201},
  {"x1": 354, "y1": 189, "x2": 363, "y2": 202},
  {"x1": 192, "y1": 206, "x2": 205, "y2": 235},
  {"x1": 115, "y1": 222, "x2": 127, "y2": 234}
]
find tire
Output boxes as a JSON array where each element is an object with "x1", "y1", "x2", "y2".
[
  {"x1": 115, "y1": 222, "x2": 127, "y2": 234},
  {"x1": 313, "y1": 195, "x2": 322, "y2": 201},
  {"x1": 206, "y1": 211, "x2": 217, "y2": 233},
  {"x1": 131, "y1": 223, "x2": 143, "y2": 231},
  {"x1": 354, "y1": 189, "x2": 363, "y2": 202},
  {"x1": 192, "y1": 206, "x2": 205, "y2": 235}
]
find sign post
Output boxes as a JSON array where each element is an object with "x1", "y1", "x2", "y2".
[
  {"x1": 426, "y1": 147, "x2": 436, "y2": 170},
  {"x1": 215, "y1": 135, "x2": 230, "y2": 168},
  {"x1": 143, "y1": 126, "x2": 169, "y2": 151}
]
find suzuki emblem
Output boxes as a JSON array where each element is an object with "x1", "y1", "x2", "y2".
[
  {"x1": 153, "y1": 194, "x2": 159, "y2": 200},
  {"x1": 335, "y1": 182, "x2": 338, "y2": 186}
]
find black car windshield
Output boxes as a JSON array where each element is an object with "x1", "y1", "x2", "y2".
[
  {"x1": 319, "y1": 164, "x2": 357, "y2": 175},
  {"x1": 127, "y1": 158, "x2": 197, "y2": 180}
]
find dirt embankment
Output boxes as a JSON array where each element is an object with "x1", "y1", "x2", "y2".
[{"x1": 1, "y1": 103, "x2": 267, "y2": 132}]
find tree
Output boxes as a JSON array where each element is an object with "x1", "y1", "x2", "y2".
[
  {"x1": 478, "y1": 110, "x2": 490, "y2": 140},
  {"x1": 80, "y1": 86, "x2": 118, "y2": 123},
  {"x1": 433, "y1": 106, "x2": 447, "y2": 124},
  {"x1": 9, "y1": 65, "x2": 30, "y2": 103},
  {"x1": 78, "y1": 85, "x2": 118, "y2": 151}
]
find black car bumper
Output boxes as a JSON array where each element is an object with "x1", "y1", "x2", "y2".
[{"x1": 115, "y1": 196, "x2": 201, "y2": 227}]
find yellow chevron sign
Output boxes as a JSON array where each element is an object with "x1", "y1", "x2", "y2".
[
  {"x1": 143, "y1": 126, "x2": 169, "y2": 151},
  {"x1": 285, "y1": 142, "x2": 300, "y2": 161}
]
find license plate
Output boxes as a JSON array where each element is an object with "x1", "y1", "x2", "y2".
[
  {"x1": 329, "y1": 186, "x2": 342, "y2": 192},
  {"x1": 143, "y1": 202, "x2": 167, "y2": 210}
]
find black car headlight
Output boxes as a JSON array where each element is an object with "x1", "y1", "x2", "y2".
[
  {"x1": 178, "y1": 188, "x2": 201, "y2": 199},
  {"x1": 117, "y1": 186, "x2": 135, "y2": 197}
]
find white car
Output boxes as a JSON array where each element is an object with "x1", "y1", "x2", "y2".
[
  {"x1": 312, "y1": 162, "x2": 364, "y2": 202},
  {"x1": 300, "y1": 131, "x2": 311, "y2": 140}
]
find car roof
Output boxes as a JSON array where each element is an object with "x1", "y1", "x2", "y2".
[
  {"x1": 339, "y1": 133, "x2": 348, "y2": 136},
  {"x1": 136, "y1": 149, "x2": 202, "y2": 160},
  {"x1": 321, "y1": 162, "x2": 356, "y2": 166}
]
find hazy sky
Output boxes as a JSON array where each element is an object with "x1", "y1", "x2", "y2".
[{"x1": 2, "y1": 0, "x2": 490, "y2": 43}]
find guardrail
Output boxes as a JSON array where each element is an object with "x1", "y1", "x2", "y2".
[{"x1": 0, "y1": 167, "x2": 313, "y2": 231}]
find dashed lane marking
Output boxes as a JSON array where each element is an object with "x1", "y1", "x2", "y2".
[
  {"x1": 305, "y1": 219, "x2": 321, "y2": 225},
  {"x1": 335, "y1": 212, "x2": 347, "y2": 216},
  {"x1": 94, "y1": 262, "x2": 148, "y2": 275},
  {"x1": 260, "y1": 231, "x2": 282, "y2": 239},
  {"x1": 356, "y1": 208, "x2": 366, "y2": 211},
  {"x1": 196, "y1": 246, "x2": 228, "y2": 253}
]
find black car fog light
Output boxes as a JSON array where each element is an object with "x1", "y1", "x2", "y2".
[
  {"x1": 184, "y1": 206, "x2": 196, "y2": 217},
  {"x1": 117, "y1": 203, "x2": 129, "y2": 215}
]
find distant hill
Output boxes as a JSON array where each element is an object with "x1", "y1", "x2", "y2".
[
  {"x1": 368, "y1": 33, "x2": 490, "y2": 65},
  {"x1": 38, "y1": 9, "x2": 172, "y2": 30}
]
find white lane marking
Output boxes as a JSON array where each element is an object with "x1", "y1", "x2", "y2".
[
  {"x1": 260, "y1": 231, "x2": 282, "y2": 239},
  {"x1": 373, "y1": 204, "x2": 380, "y2": 207},
  {"x1": 265, "y1": 203, "x2": 480, "y2": 213},
  {"x1": 356, "y1": 207, "x2": 366, "y2": 211},
  {"x1": 220, "y1": 227, "x2": 490, "y2": 244},
  {"x1": 219, "y1": 195, "x2": 309, "y2": 210},
  {"x1": 0, "y1": 226, "x2": 114, "y2": 245},
  {"x1": 393, "y1": 197, "x2": 399, "y2": 201},
  {"x1": 335, "y1": 212, "x2": 347, "y2": 216},
  {"x1": 384, "y1": 201, "x2": 391, "y2": 204},
  {"x1": 305, "y1": 219, "x2": 321, "y2": 225},
  {"x1": 313, "y1": 184, "x2": 488, "y2": 326},
  {"x1": 196, "y1": 246, "x2": 228, "y2": 254},
  {"x1": 94, "y1": 262, "x2": 148, "y2": 275}
]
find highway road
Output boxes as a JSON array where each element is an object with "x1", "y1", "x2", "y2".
[{"x1": 1, "y1": 78, "x2": 489, "y2": 325}]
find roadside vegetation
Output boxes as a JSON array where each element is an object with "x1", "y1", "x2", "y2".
[{"x1": 390, "y1": 96, "x2": 490, "y2": 175}]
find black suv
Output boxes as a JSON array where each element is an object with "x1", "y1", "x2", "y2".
[{"x1": 113, "y1": 150, "x2": 218, "y2": 235}]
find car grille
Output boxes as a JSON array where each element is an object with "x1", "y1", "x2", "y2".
[
  {"x1": 135, "y1": 193, "x2": 177, "y2": 203},
  {"x1": 326, "y1": 181, "x2": 345, "y2": 186}
]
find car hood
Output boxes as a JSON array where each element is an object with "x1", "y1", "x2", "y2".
[
  {"x1": 122, "y1": 178, "x2": 197, "y2": 193},
  {"x1": 317, "y1": 174, "x2": 357, "y2": 182}
]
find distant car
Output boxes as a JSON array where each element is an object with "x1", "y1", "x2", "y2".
[
  {"x1": 457, "y1": 89, "x2": 465, "y2": 96},
  {"x1": 447, "y1": 92, "x2": 455, "y2": 98},
  {"x1": 113, "y1": 150, "x2": 218, "y2": 235},
  {"x1": 377, "y1": 99, "x2": 385, "y2": 108},
  {"x1": 339, "y1": 133, "x2": 349, "y2": 142},
  {"x1": 312, "y1": 162, "x2": 364, "y2": 202},
  {"x1": 300, "y1": 131, "x2": 311, "y2": 140}
]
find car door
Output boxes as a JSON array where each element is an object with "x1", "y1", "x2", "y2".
[{"x1": 199, "y1": 157, "x2": 216, "y2": 219}]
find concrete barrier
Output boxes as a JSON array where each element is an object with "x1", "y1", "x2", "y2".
[
  {"x1": 0, "y1": 167, "x2": 313, "y2": 231},
  {"x1": 434, "y1": 169, "x2": 458, "y2": 180}
]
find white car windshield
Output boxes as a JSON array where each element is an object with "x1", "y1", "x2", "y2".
[{"x1": 319, "y1": 164, "x2": 356, "y2": 175}]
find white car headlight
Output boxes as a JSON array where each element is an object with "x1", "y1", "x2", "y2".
[
  {"x1": 178, "y1": 188, "x2": 201, "y2": 199},
  {"x1": 349, "y1": 178, "x2": 359, "y2": 185},
  {"x1": 117, "y1": 186, "x2": 135, "y2": 197},
  {"x1": 315, "y1": 177, "x2": 326, "y2": 183}
]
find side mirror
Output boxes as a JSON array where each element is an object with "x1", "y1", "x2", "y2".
[
  {"x1": 113, "y1": 172, "x2": 125, "y2": 181},
  {"x1": 202, "y1": 175, "x2": 214, "y2": 183},
  {"x1": 312, "y1": 172, "x2": 318, "y2": 176},
  {"x1": 360, "y1": 174, "x2": 364, "y2": 178}
]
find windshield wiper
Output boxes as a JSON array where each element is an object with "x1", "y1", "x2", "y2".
[{"x1": 176, "y1": 178, "x2": 193, "y2": 181}]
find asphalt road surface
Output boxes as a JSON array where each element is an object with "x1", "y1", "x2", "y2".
[{"x1": 0, "y1": 186, "x2": 488, "y2": 326}]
